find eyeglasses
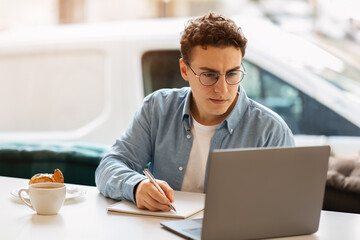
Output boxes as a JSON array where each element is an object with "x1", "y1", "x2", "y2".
[{"x1": 186, "y1": 62, "x2": 246, "y2": 86}]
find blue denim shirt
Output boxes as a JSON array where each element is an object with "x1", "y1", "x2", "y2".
[{"x1": 95, "y1": 86, "x2": 295, "y2": 203}]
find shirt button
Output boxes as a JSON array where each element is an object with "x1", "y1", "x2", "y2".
[
  {"x1": 230, "y1": 129, "x2": 233, "y2": 133},
  {"x1": 179, "y1": 166, "x2": 183, "y2": 171},
  {"x1": 186, "y1": 134, "x2": 191, "y2": 139}
]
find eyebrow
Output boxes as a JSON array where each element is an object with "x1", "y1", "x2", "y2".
[{"x1": 198, "y1": 66, "x2": 241, "y2": 73}]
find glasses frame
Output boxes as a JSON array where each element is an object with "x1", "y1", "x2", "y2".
[{"x1": 186, "y1": 62, "x2": 247, "y2": 86}]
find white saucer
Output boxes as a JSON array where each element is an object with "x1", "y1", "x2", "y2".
[{"x1": 11, "y1": 185, "x2": 86, "y2": 200}]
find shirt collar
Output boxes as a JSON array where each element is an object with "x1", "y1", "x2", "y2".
[
  {"x1": 182, "y1": 86, "x2": 250, "y2": 134},
  {"x1": 182, "y1": 88, "x2": 192, "y2": 131}
]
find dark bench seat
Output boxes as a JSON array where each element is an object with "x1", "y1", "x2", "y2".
[
  {"x1": 323, "y1": 156, "x2": 360, "y2": 213},
  {"x1": 0, "y1": 142, "x2": 108, "y2": 186}
]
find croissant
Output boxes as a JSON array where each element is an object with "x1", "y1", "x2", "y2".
[{"x1": 29, "y1": 169, "x2": 64, "y2": 185}]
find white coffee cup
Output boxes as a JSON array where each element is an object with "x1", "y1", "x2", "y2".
[{"x1": 18, "y1": 182, "x2": 66, "y2": 215}]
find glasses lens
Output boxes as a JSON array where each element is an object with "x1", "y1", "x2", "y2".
[
  {"x1": 226, "y1": 70, "x2": 243, "y2": 84},
  {"x1": 200, "y1": 72, "x2": 218, "y2": 86}
]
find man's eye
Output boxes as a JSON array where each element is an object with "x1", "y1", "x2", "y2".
[
  {"x1": 227, "y1": 71, "x2": 240, "y2": 77},
  {"x1": 202, "y1": 72, "x2": 217, "y2": 78}
]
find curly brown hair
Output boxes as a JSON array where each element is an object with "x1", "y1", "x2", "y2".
[{"x1": 180, "y1": 12, "x2": 247, "y2": 63}]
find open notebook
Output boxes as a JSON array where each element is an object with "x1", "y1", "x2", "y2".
[{"x1": 107, "y1": 191, "x2": 205, "y2": 219}]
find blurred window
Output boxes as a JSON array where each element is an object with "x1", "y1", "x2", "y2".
[
  {"x1": 141, "y1": 50, "x2": 360, "y2": 136},
  {"x1": 242, "y1": 60, "x2": 360, "y2": 136},
  {"x1": 142, "y1": 50, "x2": 186, "y2": 96}
]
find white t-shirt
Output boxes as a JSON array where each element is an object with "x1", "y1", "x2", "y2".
[{"x1": 181, "y1": 117, "x2": 219, "y2": 192}]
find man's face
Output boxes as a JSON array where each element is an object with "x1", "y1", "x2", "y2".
[{"x1": 180, "y1": 45, "x2": 243, "y2": 125}]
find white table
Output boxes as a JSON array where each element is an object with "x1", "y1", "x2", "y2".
[{"x1": 1, "y1": 176, "x2": 360, "y2": 240}]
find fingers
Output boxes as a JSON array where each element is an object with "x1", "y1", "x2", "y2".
[
  {"x1": 135, "y1": 179, "x2": 173, "y2": 212},
  {"x1": 141, "y1": 196, "x2": 170, "y2": 212},
  {"x1": 157, "y1": 180, "x2": 175, "y2": 202}
]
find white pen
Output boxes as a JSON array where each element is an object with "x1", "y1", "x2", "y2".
[{"x1": 143, "y1": 168, "x2": 177, "y2": 212}]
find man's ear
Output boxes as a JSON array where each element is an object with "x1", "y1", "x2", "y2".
[{"x1": 179, "y1": 58, "x2": 189, "y2": 82}]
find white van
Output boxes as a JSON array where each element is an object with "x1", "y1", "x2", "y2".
[{"x1": 0, "y1": 16, "x2": 359, "y2": 157}]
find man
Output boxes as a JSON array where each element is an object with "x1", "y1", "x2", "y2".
[{"x1": 95, "y1": 12, "x2": 295, "y2": 212}]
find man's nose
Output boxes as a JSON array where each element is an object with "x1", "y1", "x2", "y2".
[{"x1": 213, "y1": 74, "x2": 228, "y2": 93}]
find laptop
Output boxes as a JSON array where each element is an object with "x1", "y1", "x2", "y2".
[{"x1": 161, "y1": 145, "x2": 330, "y2": 240}]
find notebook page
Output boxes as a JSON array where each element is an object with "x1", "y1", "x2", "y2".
[{"x1": 107, "y1": 191, "x2": 205, "y2": 219}]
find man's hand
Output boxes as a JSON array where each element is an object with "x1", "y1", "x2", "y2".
[{"x1": 135, "y1": 179, "x2": 175, "y2": 211}]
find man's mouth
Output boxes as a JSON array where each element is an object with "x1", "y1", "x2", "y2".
[{"x1": 210, "y1": 98, "x2": 227, "y2": 104}]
